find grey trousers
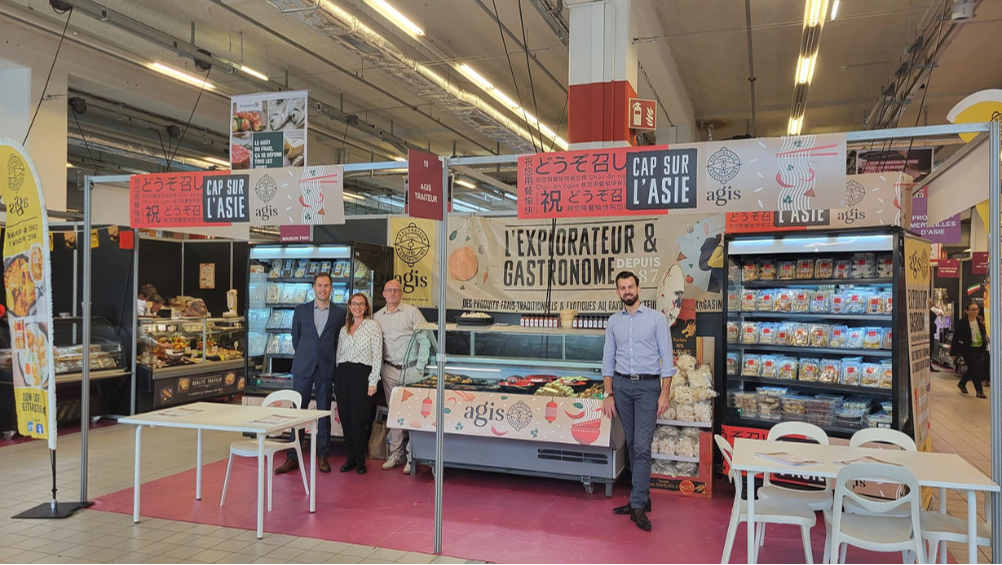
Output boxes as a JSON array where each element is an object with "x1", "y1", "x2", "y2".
[
  {"x1": 380, "y1": 364, "x2": 409, "y2": 460},
  {"x1": 614, "y1": 375, "x2": 661, "y2": 509}
]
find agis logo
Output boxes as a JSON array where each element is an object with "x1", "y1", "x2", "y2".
[
  {"x1": 705, "y1": 147, "x2": 741, "y2": 206},
  {"x1": 255, "y1": 205, "x2": 278, "y2": 222},
  {"x1": 909, "y1": 248, "x2": 930, "y2": 280}
]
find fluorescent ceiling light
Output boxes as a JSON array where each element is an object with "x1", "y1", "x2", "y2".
[
  {"x1": 238, "y1": 65, "x2": 269, "y2": 81},
  {"x1": 343, "y1": 192, "x2": 363, "y2": 201},
  {"x1": 203, "y1": 156, "x2": 231, "y2": 168},
  {"x1": 66, "y1": 162, "x2": 74, "y2": 168},
  {"x1": 455, "y1": 179, "x2": 477, "y2": 189},
  {"x1": 392, "y1": 156, "x2": 407, "y2": 162},
  {"x1": 149, "y1": 62, "x2": 216, "y2": 90},
  {"x1": 796, "y1": 54, "x2": 817, "y2": 84},
  {"x1": 788, "y1": 116, "x2": 803, "y2": 135},
  {"x1": 503, "y1": 192, "x2": 517, "y2": 201},
  {"x1": 365, "y1": 0, "x2": 424, "y2": 37},
  {"x1": 804, "y1": 0, "x2": 829, "y2": 27},
  {"x1": 830, "y1": 0, "x2": 840, "y2": 19}
]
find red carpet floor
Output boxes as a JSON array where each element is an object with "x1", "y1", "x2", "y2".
[{"x1": 91, "y1": 448, "x2": 911, "y2": 563}]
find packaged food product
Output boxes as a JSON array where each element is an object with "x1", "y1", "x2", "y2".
[
  {"x1": 840, "y1": 357, "x2": 863, "y2": 386},
  {"x1": 727, "y1": 290, "x2": 741, "y2": 312},
  {"x1": 792, "y1": 290, "x2": 811, "y2": 313},
  {"x1": 742, "y1": 259, "x2": 760, "y2": 282},
  {"x1": 881, "y1": 291, "x2": 893, "y2": 314},
  {"x1": 774, "y1": 323, "x2": 793, "y2": 346},
  {"x1": 734, "y1": 391, "x2": 758, "y2": 416},
  {"x1": 758, "y1": 323, "x2": 777, "y2": 345},
  {"x1": 866, "y1": 293, "x2": 883, "y2": 314},
  {"x1": 741, "y1": 322, "x2": 760, "y2": 344},
  {"x1": 879, "y1": 361, "x2": 893, "y2": 389},
  {"x1": 777, "y1": 357, "x2": 798, "y2": 380},
  {"x1": 815, "y1": 258, "x2": 835, "y2": 279},
  {"x1": 830, "y1": 325, "x2": 848, "y2": 348},
  {"x1": 881, "y1": 328, "x2": 893, "y2": 350},
  {"x1": 741, "y1": 291, "x2": 758, "y2": 312},
  {"x1": 774, "y1": 289, "x2": 793, "y2": 312},
  {"x1": 265, "y1": 334, "x2": 282, "y2": 354},
  {"x1": 726, "y1": 352, "x2": 739, "y2": 376},
  {"x1": 863, "y1": 327, "x2": 882, "y2": 349},
  {"x1": 852, "y1": 253, "x2": 876, "y2": 279},
  {"x1": 806, "y1": 395, "x2": 843, "y2": 426},
  {"x1": 810, "y1": 325, "x2": 830, "y2": 348},
  {"x1": 279, "y1": 334, "x2": 295, "y2": 355},
  {"x1": 319, "y1": 261, "x2": 332, "y2": 274},
  {"x1": 799, "y1": 358, "x2": 821, "y2": 382},
  {"x1": 282, "y1": 259, "x2": 295, "y2": 278},
  {"x1": 726, "y1": 321, "x2": 739, "y2": 344},
  {"x1": 307, "y1": 262, "x2": 320, "y2": 276},
  {"x1": 810, "y1": 290, "x2": 830, "y2": 314},
  {"x1": 782, "y1": 394, "x2": 811, "y2": 419},
  {"x1": 756, "y1": 387, "x2": 787, "y2": 420},
  {"x1": 778, "y1": 261, "x2": 796, "y2": 280},
  {"x1": 833, "y1": 259, "x2": 852, "y2": 279},
  {"x1": 845, "y1": 291, "x2": 866, "y2": 314},
  {"x1": 758, "y1": 290, "x2": 777, "y2": 312},
  {"x1": 760, "y1": 355, "x2": 780, "y2": 378},
  {"x1": 742, "y1": 355, "x2": 762, "y2": 377},
  {"x1": 759, "y1": 259, "x2": 777, "y2": 281},
  {"x1": 861, "y1": 363, "x2": 881, "y2": 387},
  {"x1": 729, "y1": 263, "x2": 741, "y2": 285},
  {"x1": 268, "y1": 261, "x2": 282, "y2": 278},
  {"x1": 877, "y1": 254, "x2": 894, "y2": 278},
  {"x1": 792, "y1": 324, "x2": 811, "y2": 347},
  {"x1": 866, "y1": 411, "x2": 892, "y2": 428},
  {"x1": 819, "y1": 359, "x2": 842, "y2": 384},
  {"x1": 830, "y1": 292, "x2": 846, "y2": 314},
  {"x1": 846, "y1": 328, "x2": 865, "y2": 349},
  {"x1": 796, "y1": 259, "x2": 815, "y2": 280},
  {"x1": 266, "y1": 283, "x2": 281, "y2": 304},
  {"x1": 294, "y1": 259, "x2": 308, "y2": 278}
]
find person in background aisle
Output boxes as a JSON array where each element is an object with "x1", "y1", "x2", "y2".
[
  {"x1": 929, "y1": 299, "x2": 943, "y2": 373},
  {"x1": 601, "y1": 271, "x2": 674, "y2": 532},
  {"x1": 276, "y1": 273, "x2": 346, "y2": 475},
  {"x1": 335, "y1": 293, "x2": 383, "y2": 475},
  {"x1": 146, "y1": 294, "x2": 165, "y2": 318},
  {"x1": 952, "y1": 301, "x2": 987, "y2": 399},
  {"x1": 373, "y1": 279, "x2": 429, "y2": 474},
  {"x1": 137, "y1": 283, "x2": 157, "y2": 316}
]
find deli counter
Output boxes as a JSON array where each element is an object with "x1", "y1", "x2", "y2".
[{"x1": 388, "y1": 322, "x2": 625, "y2": 496}]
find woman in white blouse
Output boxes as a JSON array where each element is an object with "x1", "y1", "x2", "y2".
[{"x1": 334, "y1": 293, "x2": 383, "y2": 474}]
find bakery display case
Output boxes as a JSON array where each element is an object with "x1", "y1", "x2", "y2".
[
  {"x1": 388, "y1": 322, "x2": 626, "y2": 496},
  {"x1": 134, "y1": 316, "x2": 246, "y2": 412},
  {"x1": 244, "y1": 242, "x2": 392, "y2": 397},
  {"x1": 719, "y1": 228, "x2": 913, "y2": 440}
]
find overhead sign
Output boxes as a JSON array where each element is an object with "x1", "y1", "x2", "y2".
[
  {"x1": 972, "y1": 252, "x2": 989, "y2": 275},
  {"x1": 628, "y1": 98, "x2": 657, "y2": 131},
  {"x1": 856, "y1": 148, "x2": 934, "y2": 183},
  {"x1": 517, "y1": 133, "x2": 847, "y2": 218},
  {"x1": 130, "y1": 165, "x2": 344, "y2": 229},
  {"x1": 937, "y1": 259, "x2": 960, "y2": 278},
  {"x1": 911, "y1": 186, "x2": 961, "y2": 244},
  {"x1": 279, "y1": 225, "x2": 312, "y2": 243},
  {"x1": 1, "y1": 138, "x2": 57, "y2": 448},
  {"x1": 230, "y1": 90, "x2": 308, "y2": 170},
  {"x1": 407, "y1": 150, "x2": 444, "y2": 221}
]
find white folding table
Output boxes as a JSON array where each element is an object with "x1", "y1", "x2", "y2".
[
  {"x1": 730, "y1": 438, "x2": 1000, "y2": 564},
  {"x1": 120, "y1": 402, "x2": 331, "y2": 539}
]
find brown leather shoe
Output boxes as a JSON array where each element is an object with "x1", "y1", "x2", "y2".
[
  {"x1": 318, "y1": 456, "x2": 331, "y2": 473},
  {"x1": 275, "y1": 458, "x2": 299, "y2": 475}
]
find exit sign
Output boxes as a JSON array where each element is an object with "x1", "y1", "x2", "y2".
[{"x1": 629, "y1": 98, "x2": 657, "y2": 131}]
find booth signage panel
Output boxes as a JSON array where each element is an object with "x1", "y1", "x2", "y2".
[
  {"x1": 388, "y1": 217, "x2": 437, "y2": 307},
  {"x1": 230, "y1": 90, "x2": 308, "y2": 170},
  {"x1": 911, "y1": 187, "x2": 961, "y2": 244},
  {"x1": 407, "y1": 150, "x2": 444, "y2": 221},
  {"x1": 937, "y1": 259, "x2": 961, "y2": 278},
  {"x1": 904, "y1": 235, "x2": 933, "y2": 453},
  {"x1": 973, "y1": 252, "x2": 989, "y2": 275},
  {"x1": 279, "y1": 225, "x2": 312, "y2": 243}
]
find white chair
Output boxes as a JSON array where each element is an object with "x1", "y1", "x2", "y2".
[
  {"x1": 715, "y1": 435, "x2": 817, "y2": 564},
  {"x1": 758, "y1": 422, "x2": 833, "y2": 512},
  {"x1": 827, "y1": 463, "x2": 926, "y2": 564},
  {"x1": 920, "y1": 491, "x2": 991, "y2": 564},
  {"x1": 220, "y1": 390, "x2": 309, "y2": 511}
]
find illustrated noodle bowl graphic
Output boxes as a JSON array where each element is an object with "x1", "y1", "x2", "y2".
[
  {"x1": 571, "y1": 412, "x2": 602, "y2": 445},
  {"x1": 299, "y1": 167, "x2": 338, "y2": 225}
]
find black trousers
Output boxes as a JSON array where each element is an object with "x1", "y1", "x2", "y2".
[
  {"x1": 960, "y1": 348, "x2": 986, "y2": 394},
  {"x1": 334, "y1": 362, "x2": 373, "y2": 463}
]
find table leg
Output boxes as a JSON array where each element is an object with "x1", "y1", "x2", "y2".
[
  {"x1": 967, "y1": 489, "x2": 977, "y2": 564},
  {"x1": 195, "y1": 428, "x2": 203, "y2": 501},
  {"x1": 747, "y1": 471, "x2": 757, "y2": 564},
  {"x1": 133, "y1": 425, "x2": 143, "y2": 523},
  {"x1": 257, "y1": 433, "x2": 265, "y2": 539},
  {"x1": 940, "y1": 488, "x2": 948, "y2": 564},
  {"x1": 310, "y1": 421, "x2": 317, "y2": 513}
]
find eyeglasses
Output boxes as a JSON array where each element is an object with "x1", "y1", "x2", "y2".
[
  {"x1": 349, "y1": 302, "x2": 367, "y2": 307},
  {"x1": 384, "y1": 288, "x2": 402, "y2": 293}
]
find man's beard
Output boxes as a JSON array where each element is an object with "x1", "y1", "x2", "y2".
[{"x1": 621, "y1": 294, "x2": 638, "y2": 306}]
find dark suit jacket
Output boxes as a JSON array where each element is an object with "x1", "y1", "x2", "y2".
[
  {"x1": 952, "y1": 316, "x2": 988, "y2": 359},
  {"x1": 291, "y1": 301, "x2": 346, "y2": 379}
]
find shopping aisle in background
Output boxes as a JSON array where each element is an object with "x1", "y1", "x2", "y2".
[{"x1": 929, "y1": 364, "x2": 994, "y2": 564}]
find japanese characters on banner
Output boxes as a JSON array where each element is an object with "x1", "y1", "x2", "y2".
[
  {"x1": 230, "y1": 90, "x2": 308, "y2": 170},
  {"x1": 517, "y1": 133, "x2": 846, "y2": 219},
  {"x1": 911, "y1": 187, "x2": 961, "y2": 244},
  {"x1": 388, "y1": 217, "x2": 438, "y2": 307},
  {"x1": 445, "y1": 215, "x2": 726, "y2": 314},
  {"x1": 1, "y1": 139, "x2": 56, "y2": 447},
  {"x1": 129, "y1": 166, "x2": 344, "y2": 228},
  {"x1": 407, "y1": 150, "x2": 444, "y2": 221},
  {"x1": 904, "y1": 235, "x2": 933, "y2": 453}
]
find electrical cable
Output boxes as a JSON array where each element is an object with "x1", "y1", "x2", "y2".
[
  {"x1": 516, "y1": 0, "x2": 546, "y2": 152},
  {"x1": 154, "y1": 129, "x2": 171, "y2": 173},
  {"x1": 22, "y1": 9, "x2": 73, "y2": 145},
  {"x1": 548, "y1": 94, "x2": 569, "y2": 153},
  {"x1": 71, "y1": 111, "x2": 100, "y2": 176},
  {"x1": 490, "y1": 0, "x2": 539, "y2": 153},
  {"x1": 900, "y1": 0, "x2": 950, "y2": 172},
  {"x1": 166, "y1": 67, "x2": 213, "y2": 168}
]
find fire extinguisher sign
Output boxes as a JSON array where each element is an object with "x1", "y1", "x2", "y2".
[{"x1": 628, "y1": 98, "x2": 658, "y2": 131}]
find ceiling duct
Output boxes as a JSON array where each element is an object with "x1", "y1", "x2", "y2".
[{"x1": 270, "y1": 0, "x2": 538, "y2": 153}]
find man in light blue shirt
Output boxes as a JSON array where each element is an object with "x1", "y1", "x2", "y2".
[{"x1": 602, "y1": 271, "x2": 675, "y2": 531}]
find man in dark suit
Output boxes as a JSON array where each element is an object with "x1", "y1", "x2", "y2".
[{"x1": 276, "y1": 272, "x2": 346, "y2": 474}]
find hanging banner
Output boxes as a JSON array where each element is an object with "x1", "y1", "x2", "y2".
[
  {"x1": 1, "y1": 139, "x2": 56, "y2": 447},
  {"x1": 388, "y1": 217, "x2": 437, "y2": 308},
  {"x1": 230, "y1": 90, "x2": 308, "y2": 170},
  {"x1": 911, "y1": 187, "x2": 961, "y2": 244},
  {"x1": 904, "y1": 235, "x2": 933, "y2": 453},
  {"x1": 407, "y1": 150, "x2": 444, "y2": 221},
  {"x1": 972, "y1": 252, "x2": 989, "y2": 275},
  {"x1": 856, "y1": 148, "x2": 934, "y2": 183},
  {"x1": 130, "y1": 165, "x2": 344, "y2": 228},
  {"x1": 937, "y1": 260, "x2": 960, "y2": 278},
  {"x1": 445, "y1": 214, "x2": 726, "y2": 314}
]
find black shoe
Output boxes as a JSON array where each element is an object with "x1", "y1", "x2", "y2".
[
  {"x1": 630, "y1": 508, "x2": 652, "y2": 531},
  {"x1": 613, "y1": 499, "x2": 651, "y2": 515},
  {"x1": 977, "y1": 392, "x2": 987, "y2": 399},
  {"x1": 356, "y1": 464, "x2": 367, "y2": 475},
  {"x1": 960, "y1": 383, "x2": 969, "y2": 395},
  {"x1": 930, "y1": 367, "x2": 940, "y2": 372},
  {"x1": 340, "y1": 459, "x2": 358, "y2": 473}
]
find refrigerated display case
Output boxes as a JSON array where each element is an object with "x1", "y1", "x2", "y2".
[
  {"x1": 134, "y1": 316, "x2": 246, "y2": 412},
  {"x1": 388, "y1": 322, "x2": 626, "y2": 496},
  {"x1": 719, "y1": 228, "x2": 914, "y2": 439},
  {"x1": 245, "y1": 242, "x2": 392, "y2": 397}
]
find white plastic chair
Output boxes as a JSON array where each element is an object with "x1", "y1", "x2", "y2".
[
  {"x1": 920, "y1": 491, "x2": 991, "y2": 564},
  {"x1": 715, "y1": 435, "x2": 817, "y2": 564},
  {"x1": 758, "y1": 422, "x2": 833, "y2": 512},
  {"x1": 827, "y1": 463, "x2": 926, "y2": 564},
  {"x1": 220, "y1": 390, "x2": 309, "y2": 511}
]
